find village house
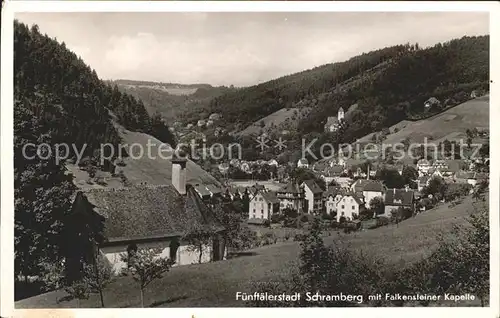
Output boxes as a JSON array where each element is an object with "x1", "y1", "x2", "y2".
[
  {"x1": 454, "y1": 171, "x2": 488, "y2": 187},
  {"x1": 301, "y1": 179, "x2": 324, "y2": 214},
  {"x1": 248, "y1": 190, "x2": 280, "y2": 220},
  {"x1": 424, "y1": 97, "x2": 441, "y2": 110},
  {"x1": 323, "y1": 187, "x2": 342, "y2": 215},
  {"x1": 197, "y1": 120, "x2": 206, "y2": 128},
  {"x1": 209, "y1": 113, "x2": 222, "y2": 121},
  {"x1": 267, "y1": 159, "x2": 279, "y2": 167},
  {"x1": 324, "y1": 107, "x2": 345, "y2": 132},
  {"x1": 384, "y1": 188, "x2": 415, "y2": 216},
  {"x1": 351, "y1": 179, "x2": 385, "y2": 209},
  {"x1": 69, "y1": 156, "x2": 227, "y2": 274},
  {"x1": 297, "y1": 158, "x2": 309, "y2": 169},
  {"x1": 417, "y1": 175, "x2": 431, "y2": 192},
  {"x1": 276, "y1": 183, "x2": 305, "y2": 213},
  {"x1": 320, "y1": 165, "x2": 345, "y2": 185},
  {"x1": 417, "y1": 158, "x2": 432, "y2": 175},
  {"x1": 335, "y1": 191, "x2": 364, "y2": 222}
]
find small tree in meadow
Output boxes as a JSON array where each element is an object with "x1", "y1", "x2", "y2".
[
  {"x1": 64, "y1": 280, "x2": 90, "y2": 308},
  {"x1": 120, "y1": 248, "x2": 174, "y2": 307},
  {"x1": 183, "y1": 224, "x2": 217, "y2": 264},
  {"x1": 83, "y1": 253, "x2": 114, "y2": 308}
]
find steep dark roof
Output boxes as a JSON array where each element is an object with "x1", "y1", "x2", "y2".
[
  {"x1": 278, "y1": 182, "x2": 302, "y2": 194},
  {"x1": 323, "y1": 186, "x2": 341, "y2": 198},
  {"x1": 82, "y1": 185, "x2": 224, "y2": 242},
  {"x1": 261, "y1": 191, "x2": 280, "y2": 204},
  {"x1": 340, "y1": 192, "x2": 364, "y2": 206},
  {"x1": 363, "y1": 180, "x2": 385, "y2": 192},
  {"x1": 385, "y1": 189, "x2": 414, "y2": 206},
  {"x1": 325, "y1": 116, "x2": 339, "y2": 125},
  {"x1": 302, "y1": 179, "x2": 323, "y2": 194}
]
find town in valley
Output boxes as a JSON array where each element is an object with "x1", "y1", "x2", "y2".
[{"x1": 11, "y1": 12, "x2": 490, "y2": 308}]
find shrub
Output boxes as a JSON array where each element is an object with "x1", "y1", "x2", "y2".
[{"x1": 270, "y1": 213, "x2": 282, "y2": 224}]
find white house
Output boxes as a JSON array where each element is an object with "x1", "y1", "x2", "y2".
[
  {"x1": 350, "y1": 179, "x2": 385, "y2": 209},
  {"x1": 248, "y1": 190, "x2": 280, "y2": 220},
  {"x1": 276, "y1": 183, "x2": 305, "y2": 213},
  {"x1": 69, "y1": 156, "x2": 227, "y2": 275},
  {"x1": 301, "y1": 179, "x2": 324, "y2": 214},
  {"x1": 323, "y1": 187, "x2": 342, "y2": 215},
  {"x1": 297, "y1": 158, "x2": 309, "y2": 168},
  {"x1": 336, "y1": 192, "x2": 364, "y2": 222},
  {"x1": 267, "y1": 159, "x2": 279, "y2": 167},
  {"x1": 417, "y1": 159, "x2": 431, "y2": 175}
]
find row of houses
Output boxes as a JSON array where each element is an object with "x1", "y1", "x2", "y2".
[{"x1": 245, "y1": 178, "x2": 415, "y2": 224}]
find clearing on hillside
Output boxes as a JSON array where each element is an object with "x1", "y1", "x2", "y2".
[
  {"x1": 356, "y1": 95, "x2": 489, "y2": 145},
  {"x1": 238, "y1": 107, "x2": 312, "y2": 136}
]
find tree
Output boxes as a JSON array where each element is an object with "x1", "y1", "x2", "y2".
[
  {"x1": 369, "y1": 196, "x2": 385, "y2": 216},
  {"x1": 401, "y1": 165, "x2": 418, "y2": 189},
  {"x1": 14, "y1": 102, "x2": 77, "y2": 283},
  {"x1": 422, "y1": 203, "x2": 489, "y2": 306},
  {"x1": 64, "y1": 280, "x2": 90, "y2": 308},
  {"x1": 183, "y1": 223, "x2": 219, "y2": 264},
  {"x1": 376, "y1": 168, "x2": 405, "y2": 188},
  {"x1": 120, "y1": 248, "x2": 174, "y2": 307},
  {"x1": 422, "y1": 176, "x2": 447, "y2": 201},
  {"x1": 82, "y1": 253, "x2": 114, "y2": 308}
]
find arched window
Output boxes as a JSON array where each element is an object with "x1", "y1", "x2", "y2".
[{"x1": 169, "y1": 239, "x2": 180, "y2": 262}]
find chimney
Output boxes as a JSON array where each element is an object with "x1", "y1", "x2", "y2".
[{"x1": 172, "y1": 151, "x2": 188, "y2": 195}]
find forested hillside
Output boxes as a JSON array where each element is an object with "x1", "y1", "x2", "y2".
[
  {"x1": 13, "y1": 20, "x2": 173, "y2": 295},
  {"x1": 113, "y1": 79, "x2": 237, "y2": 123},
  {"x1": 205, "y1": 36, "x2": 489, "y2": 139}
]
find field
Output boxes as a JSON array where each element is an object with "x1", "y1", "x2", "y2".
[
  {"x1": 356, "y1": 95, "x2": 489, "y2": 145},
  {"x1": 229, "y1": 180, "x2": 286, "y2": 192},
  {"x1": 67, "y1": 125, "x2": 221, "y2": 190},
  {"x1": 16, "y1": 196, "x2": 482, "y2": 308},
  {"x1": 238, "y1": 107, "x2": 312, "y2": 136}
]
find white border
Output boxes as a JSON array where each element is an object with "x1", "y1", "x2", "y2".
[{"x1": 1, "y1": 1, "x2": 499, "y2": 318}]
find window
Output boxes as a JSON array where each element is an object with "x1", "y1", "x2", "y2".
[
  {"x1": 341, "y1": 205, "x2": 344, "y2": 209},
  {"x1": 253, "y1": 209, "x2": 256, "y2": 213},
  {"x1": 352, "y1": 206, "x2": 355, "y2": 210},
  {"x1": 253, "y1": 214, "x2": 256, "y2": 218}
]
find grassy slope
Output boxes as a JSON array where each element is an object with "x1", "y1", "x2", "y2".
[
  {"x1": 238, "y1": 107, "x2": 312, "y2": 136},
  {"x1": 66, "y1": 124, "x2": 220, "y2": 190},
  {"x1": 16, "y1": 196, "x2": 482, "y2": 308},
  {"x1": 356, "y1": 95, "x2": 489, "y2": 145}
]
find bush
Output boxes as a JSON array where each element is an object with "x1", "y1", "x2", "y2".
[
  {"x1": 376, "y1": 216, "x2": 390, "y2": 227},
  {"x1": 270, "y1": 213, "x2": 282, "y2": 224}
]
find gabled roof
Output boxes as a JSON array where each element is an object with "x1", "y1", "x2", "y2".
[
  {"x1": 302, "y1": 179, "x2": 323, "y2": 194},
  {"x1": 339, "y1": 192, "x2": 364, "y2": 206},
  {"x1": 298, "y1": 158, "x2": 309, "y2": 164},
  {"x1": 261, "y1": 191, "x2": 280, "y2": 204},
  {"x1": 81, "y1": 185, "x2": 224, "y2": 243},
  {"x1": 363, "y1": 180, "x2": 385, "y2": 192},
  {"x1": 325, "y1": 116, "x2": 339, "y2": 125},
  {"x1": 385, "y1": 188, "x2": 414, "y2": 206},
  {"x1": 323, "y1": 186, "x2": 341, "y2": 199},
  {"x1": 277, "y1": 182, "x2": 302, "y2": 194}
]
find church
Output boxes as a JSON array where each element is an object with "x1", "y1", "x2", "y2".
[{"x1": 324, "y1": 107, "x2": 345, "y2": 132}]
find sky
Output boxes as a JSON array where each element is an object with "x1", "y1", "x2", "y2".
[{"x1": 16, "y1": 12, "x2": 489, "y2": 87}]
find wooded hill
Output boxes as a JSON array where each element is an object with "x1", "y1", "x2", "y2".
[
  {"x1": 205, "y1": 36, "x2": 489, "y2": 141},
  {"x1": 13, "y1": 20, "x2": 174, "y2": 287}
]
